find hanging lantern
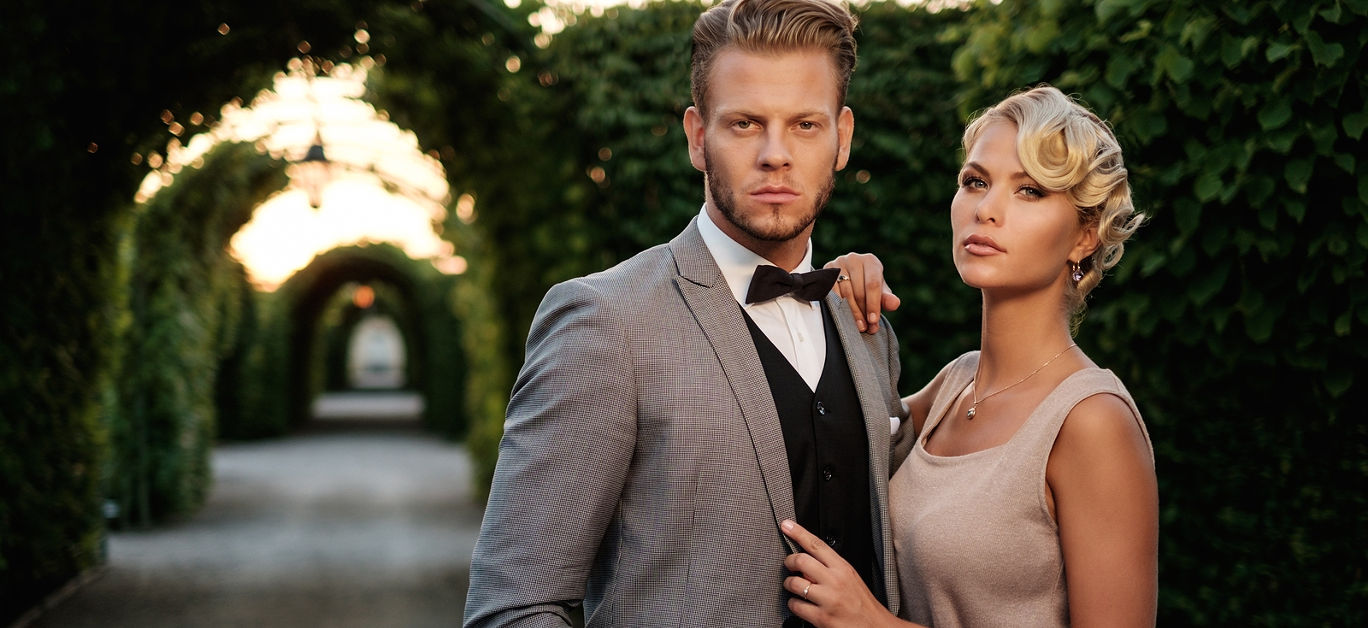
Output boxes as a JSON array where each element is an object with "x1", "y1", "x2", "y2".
[{"x1": 294, "y1": 133, "x2": 330, "y2": 209}]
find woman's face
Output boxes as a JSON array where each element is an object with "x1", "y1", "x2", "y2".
[{"x1": 950, "y1": 121, "x2": 1095, "y2": 297}]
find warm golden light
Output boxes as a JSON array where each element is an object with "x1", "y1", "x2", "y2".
[{"x1": 135, "y1": 62, "x2": 462, "y2": 291}]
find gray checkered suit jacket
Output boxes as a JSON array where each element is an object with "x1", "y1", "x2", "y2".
[{"x1": 464, "y1": 218, "x2": 905, "y2": 627}]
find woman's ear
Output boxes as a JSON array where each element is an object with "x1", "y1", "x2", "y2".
[{"x1": 1071, "y1": 222, "x2": 1101, "y2": 263}]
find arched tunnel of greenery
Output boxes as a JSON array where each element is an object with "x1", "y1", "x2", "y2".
[
  {"x1": 241, "y1": 243, "x2": 467, "y2": 441},
  {"x1": 2, "y1": 0, "x2": 1364, "y2": 624},
  {"x1": 318, "y1": 282, "x2": 415, "y2": 394}
]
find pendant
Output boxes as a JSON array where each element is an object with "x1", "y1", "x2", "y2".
[{"x1": 966, "y1": 405, "x2": 977, "y2": 420}]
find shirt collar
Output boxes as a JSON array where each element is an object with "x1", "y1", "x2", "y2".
[{"x1": 697, "y1": 206, "x2": 816, "y2": 306}]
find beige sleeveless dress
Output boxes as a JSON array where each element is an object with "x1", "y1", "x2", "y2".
[{"x1": 890, "y1": 351, "x2": 1151, "y2": 627}]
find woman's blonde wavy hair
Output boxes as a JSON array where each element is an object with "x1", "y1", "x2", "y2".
[{"x1": 962, "y1": 85, "x2": 1145, "y2": 324}]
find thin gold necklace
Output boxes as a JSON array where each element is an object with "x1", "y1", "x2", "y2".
[{"x1": 966, "y1": 343, "x2": 1077, "y2": 420}]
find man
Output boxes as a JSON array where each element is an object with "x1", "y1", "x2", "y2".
[{"x1": 464, "y1": 1, "x2": 905, "y2": 625}]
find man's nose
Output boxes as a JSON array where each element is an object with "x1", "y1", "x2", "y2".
[{"x1": 758, "y1": 129, "x2": 793, "y2": 170}]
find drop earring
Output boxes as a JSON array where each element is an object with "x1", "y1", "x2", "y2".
[{"x1": 1070, "y1": 261, "x2": 1083, "y2": 283}]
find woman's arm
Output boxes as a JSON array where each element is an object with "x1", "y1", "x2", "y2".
[
  {"x1": 823, "y1": 252, "x2": 901, "y2": 334},
  {"x1": 1047, "y1": 393, "x2": 1159, "y2": 627},
  {"x1": 781, "y1": 520, "x2": 924, "y2": 628}
]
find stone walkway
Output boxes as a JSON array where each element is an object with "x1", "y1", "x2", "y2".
[{"x1": 25, "y1": 407, "x2": 483, "y2": 627}]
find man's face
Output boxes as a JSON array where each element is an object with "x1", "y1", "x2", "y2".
[{"x1": 684, "y1": 47, "x2": 854, "y2": 256}]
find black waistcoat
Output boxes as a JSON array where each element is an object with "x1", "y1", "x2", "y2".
[{"x1": 742, "y1": 304, "x2": 882, "y2": 606}]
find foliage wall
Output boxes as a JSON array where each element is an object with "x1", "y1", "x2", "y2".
[
  {"x1": 105, "y1": 142, "x2": 287, "y2": 528},
  {"x1": 365, "y1": 0, "x2": 572, "y2": 494},
  {"x1": 452, "y1": 0, "x2": 1365, "y2": 623},
  {"x1": 0, "y1": 0, "x2": 522, "y2": 619}
]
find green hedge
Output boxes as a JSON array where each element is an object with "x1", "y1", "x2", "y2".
[
  {"x1": 0, "y1": 0, "x2": 516, "y2": 617},
  {"x1": 105, "y1": 142, "x2": 287, "y2": 528}
]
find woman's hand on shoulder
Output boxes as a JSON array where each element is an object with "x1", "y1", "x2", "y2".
[
  {"x1": 1049, "y1": 393, "x2": 1158, "y2": 627},
  {"x1": 823, "y1": 252, "x2": 901, "y2": 334},
  {"x1": 780, "y1": 520, "x2": 917, "y2": 628}
]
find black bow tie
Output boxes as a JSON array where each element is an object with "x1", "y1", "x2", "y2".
[{"x1": 745, "y1": 265, "x2": 840, "y2": 304}]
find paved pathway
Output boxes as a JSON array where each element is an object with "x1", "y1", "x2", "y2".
[{"x1": 26, "y1": 397, "x2": 483, "y2": 628}]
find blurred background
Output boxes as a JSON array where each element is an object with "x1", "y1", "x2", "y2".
[{"x1": 1, "y1": 0, "x2": 1363, "y2": 625}]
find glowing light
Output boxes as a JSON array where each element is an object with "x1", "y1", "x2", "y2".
[
  {"x1": 455, "y1": 193, "x2": 476, "y2": 224},
  {"x1": 432, "y1": 255, "x2": 468, "y2": 275},
  {"x1": 217, "y1": 23, "x2": 230, "y2": 35},
  {"x1": 352, "y1": 284, "x2": 375, "y2": 308},
  {"x1": 136, "y1": 62, "x2": 462, "y2": 291}
]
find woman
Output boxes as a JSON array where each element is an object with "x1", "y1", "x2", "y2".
[{"x1": 785, "y1": 85, "x2": 1158, "y2": 626}]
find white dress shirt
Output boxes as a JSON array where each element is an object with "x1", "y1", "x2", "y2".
[{"x1": 697, "y1": 207, "x2": 827, "y2": 391}]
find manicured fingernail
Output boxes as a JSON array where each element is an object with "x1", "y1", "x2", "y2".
[
  {"x1": 868, "y1": 313, "x2": 879, "y2": 324},
  {"x1": 857, "y1": 320, "x2": 866, "y2": 332},
  {"x1": 781, "y1": 519, "x2": 795, "y2": 531}
]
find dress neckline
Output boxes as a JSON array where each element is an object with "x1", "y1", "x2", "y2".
[{"x1": 916, "y1": 356, "x2": 1105, "y2": 461}]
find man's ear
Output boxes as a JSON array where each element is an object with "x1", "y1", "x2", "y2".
[
  {"x1": 683, "y1": 106, "x2": 707, "y2": 173},
  {"x1": 835, "y1": 106, "x2": 854, "y2": 171}
]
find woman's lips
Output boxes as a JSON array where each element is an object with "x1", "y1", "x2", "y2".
[{"x1": 963, "y1": 234, "x2": 1005, "y2": 255}]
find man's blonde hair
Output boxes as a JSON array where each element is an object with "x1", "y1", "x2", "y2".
[{"x1": 690, "y1": 0, "x2": 858, "y2": 116}]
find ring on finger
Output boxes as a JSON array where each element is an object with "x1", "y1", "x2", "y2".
[
  {"x1": 802, "y1": 583, "x2": 811, "y2": 599},
  {"x1": 837, "y1": 274, "x2": 850, "y2": 282}
]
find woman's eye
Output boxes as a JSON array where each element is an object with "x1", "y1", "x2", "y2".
[
  {"x1": 1020, "y1": 186, "x2": 1045, "y2": 198},
  {"x1": 961, "y1": 176, "x2": 986, "y2": 189}
]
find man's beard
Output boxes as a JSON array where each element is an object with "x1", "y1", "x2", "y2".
[{"x1": 705, "y1": 149, "x2": 837, "y2": 243}]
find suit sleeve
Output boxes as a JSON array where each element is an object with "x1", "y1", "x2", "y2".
[{"x1": 463, "y1": 279, "x2": 637, "y2": 627}]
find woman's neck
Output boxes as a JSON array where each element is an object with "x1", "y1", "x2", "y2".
[{"x1": 976, "y1": 289, "x2": 1076, "y2": 387}]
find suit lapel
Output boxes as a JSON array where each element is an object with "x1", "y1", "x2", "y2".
[
  {"x1": 824, "y1": 292, "x2": 892, "y2": 480},
  {"x1": 824, "y1": 291, "x2": 899, "y2": 608},
  {"x1": 669, "y1": 220, "x2": 798, "y2": 542}
]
